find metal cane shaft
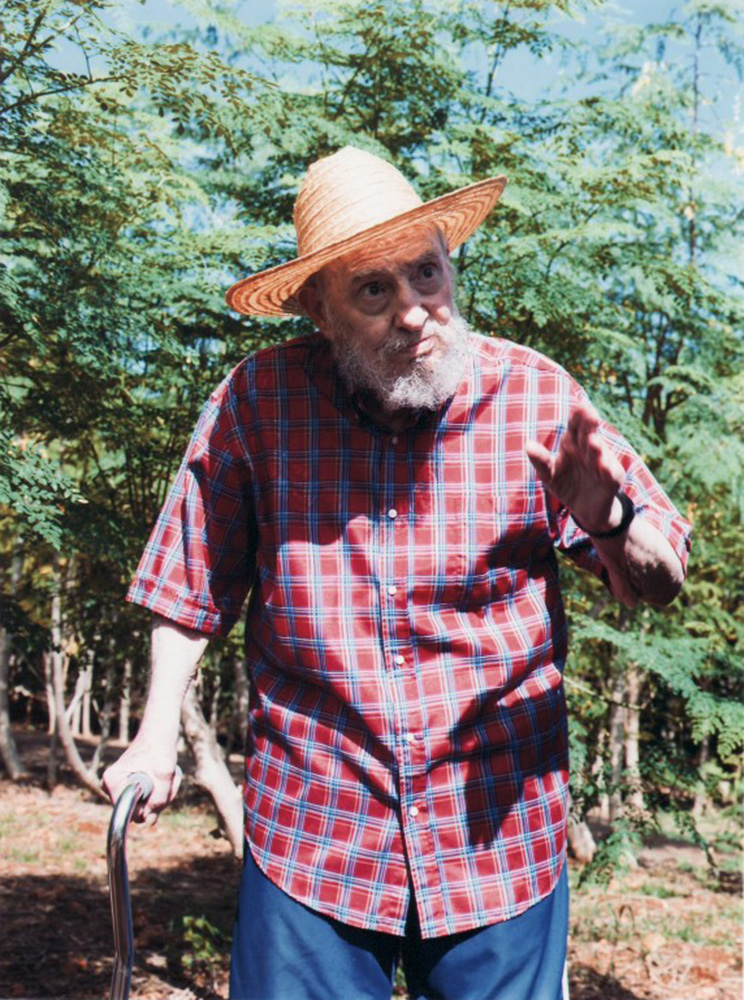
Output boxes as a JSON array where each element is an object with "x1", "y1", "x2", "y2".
[{"x1": 107, "y1": 774, "x2": 153, "y2": 1000}]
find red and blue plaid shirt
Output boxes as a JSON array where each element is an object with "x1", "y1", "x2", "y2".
[{"x1": 128, "y1": 332, "x2": 691, "y2": 938}]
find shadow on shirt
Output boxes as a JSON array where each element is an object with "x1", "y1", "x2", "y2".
[{"x1": 445, "y1": 680, "x2": 568, "y2": 850}]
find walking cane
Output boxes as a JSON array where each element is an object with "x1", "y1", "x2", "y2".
[{"x1": 107, "y1": 773, "x2": 153, "y2": 1000}]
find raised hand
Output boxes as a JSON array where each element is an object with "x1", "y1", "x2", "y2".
[{"x1": 525, "y1": 400, "x2": 626, "y2": 534}]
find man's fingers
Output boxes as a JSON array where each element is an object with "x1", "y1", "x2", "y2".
[
  {"x1": 170, "y1": 765, "x2": 183, "y2": 800},
  {"x1": 528, "y1": 403, "x2": 628, "y2": 523},
  {"x1": 525, "y1": 440, "x2": 554, "y2": 483},
  {"x1": 570, "y1": 400, "x2": 601, "y2": 432},
  {"x1": 103, "y1": 756, "x2": 182, "y2": 829},
  {"x1": 134, "y1": 782, "x2": 174, "y2": 826},
  {"x1": 568, "y1": 402, "x2": 600, "y2": 457},
  {"x1": 584, "y1": 431, "x2": 605, "y2": 469},
  {"x1": 137, "y1": 767, "x2": 183, "y2": 825},
  {"x1": 569, "y1": 403, "x2": 625, "y2": 483}
]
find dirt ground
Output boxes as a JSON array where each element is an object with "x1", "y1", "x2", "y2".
[{"x1": 0, "y1": 729, "x2": 741, "y2": 1000}]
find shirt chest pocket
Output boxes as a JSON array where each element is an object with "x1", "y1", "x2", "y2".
[{"x1": 417, "y1": 485, "x2": 549, "y2": 609}]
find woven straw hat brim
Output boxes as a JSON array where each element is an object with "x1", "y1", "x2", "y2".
[{"x1": 226, "y1": 174, "x2": 507, "y2": 318}]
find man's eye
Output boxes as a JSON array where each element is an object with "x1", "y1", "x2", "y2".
[
  {"x1": 363, "y1": 281, "x2": 385, "y2": 297},
  {"x1": 419, "y1": 263, "x2": 438, "y2": 281}
]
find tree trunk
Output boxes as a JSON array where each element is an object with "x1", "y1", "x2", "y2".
[
  {"x1": 70, "y1": 689, "x2": 82, "y2": 735},
  {"x1": 47, "y1": 726, "x2": 59, "y2": 790},
  {"x1": 0, "y1": 544, "x2": 27, "y2": 779},
  {"x1": 593, "y1": 728, "x2": 609, "y2": 825},
  {"x1": 44, "y1": 648, "x2": 56, "y2": 736},
  {"x1": 50, "y1": 558, "x2": 105, "y2": 799},
  {"x1": 65, "y1": 668, "x2": 88, "y2": 735},
  {"x1": 567, "y1": 815, "x2": 596, "y2": 864},
  {"x1": 181, "y1": 681, "x2": 243, "y2": 859},
  {"x1": 90, "y1": 659, "x2": 116, "y2": 776},
  {"x1": 226, "y1": 653, "x2": 249, "y2": 759},
  {"x1": 608, "y1": 670, "x2": 626, "y2": 825},
  {"x1": 209, "y1": 669, "x2": 222, "y2": 736},
  {"x1": 81, "y1": 652, "x2": 93, "y2": 739},
  {"x1": 624, "y1": 663, "x2": 645, "y2": 815},
  {"x1": 118, "y1": 657, "x2": 132, "y2": 743},
  {"x1": 0, "y1": 630, "x2": 27, "y2": 779},
  {"x1": 43, "y1": 650, "x2": 58, "y2": 788}
]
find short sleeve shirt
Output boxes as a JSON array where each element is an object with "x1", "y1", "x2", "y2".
[{"x1": 127, "y1": 332, "x2": 692, "y2": 939}]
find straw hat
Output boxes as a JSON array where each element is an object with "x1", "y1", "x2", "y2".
[{"x1": 225, "y1": 146, "x2": 507, "y2": 317}]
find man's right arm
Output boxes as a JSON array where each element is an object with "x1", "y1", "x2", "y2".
[{"x1": 102, "y1": 614, "x2": 209, "y2": 825}]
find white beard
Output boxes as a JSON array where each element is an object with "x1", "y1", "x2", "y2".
[{"x1": 328, "y1": 312, "x2": 473, "y2": 413}]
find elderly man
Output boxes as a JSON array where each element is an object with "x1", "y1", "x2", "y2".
[{"x1": 103, "y1": 147, "x2": 691, "y2": 1000}]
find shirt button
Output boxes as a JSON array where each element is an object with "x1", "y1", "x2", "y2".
[
  {"x1": 391, "y1": 435, "x2": 399, "y2": 445},
  {"x1": 394, "y1": 654, "x2": 405, "y2": 666},
  {"x1": 387, "y1": 508, "x2": 398, "y2": 520},
  {"x1": 409, "y1": 805, "x2": 419, "y2": 817},
  {"x1": 387, "y1": 585, "x2": 398, "y2": 597},
  {"x1": 405, "y1": 733, "x2": 416, "y2": 743}
]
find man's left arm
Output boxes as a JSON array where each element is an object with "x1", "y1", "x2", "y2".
[{"x1": 526, "y1": 400, "x2": 687, "y2": 608}]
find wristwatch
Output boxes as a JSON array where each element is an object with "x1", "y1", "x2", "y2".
[{"x1": 573, "y1": 490, "x2": 635, "y2": 539}]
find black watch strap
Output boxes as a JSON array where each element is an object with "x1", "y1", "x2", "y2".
[{"x1": 573, "y1": 490, "x2": 636, "y2": 539}]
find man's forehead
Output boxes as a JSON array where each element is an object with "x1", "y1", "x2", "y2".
[{"x1": 328, "y1": 226, "x2": 447, "y2": 281}]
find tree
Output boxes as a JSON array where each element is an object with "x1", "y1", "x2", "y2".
[
  {"x1": 2, "y1": 0, "x2": 742, "y2": 873},
  {"x1": 0, "y1": 0, "x2": 264, "y2": 798},
  {"x1": 555, "y1": 1, "x2": 744, "y2": 868}
]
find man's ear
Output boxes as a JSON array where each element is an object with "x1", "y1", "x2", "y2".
[{"x1": 297, "y1": 278, "x2": 327, "y2": 332}]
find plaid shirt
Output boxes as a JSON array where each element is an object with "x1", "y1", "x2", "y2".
[{"x1": 128, "y1": 332, "x2": 691, "y2": 939}]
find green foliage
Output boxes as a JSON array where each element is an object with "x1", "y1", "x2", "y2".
[
  {"x1": 179, "y1": 913, "x2": 226, "y2": 966},
  {"x1": 579, "y1": 821, "x2": 645, "y2": 886},
  {"x1": 0, "y1": 0, "x2": 267, "y2": 551},
  {"x1": 573, "y1": 618, "x2": 744, "y2": 757},
  {"x1": 0, "y1": 415, "x2": 86, "y2": 547},
  {"x1": 176, "y1": 912, "x2": 227, "y2": 989}
]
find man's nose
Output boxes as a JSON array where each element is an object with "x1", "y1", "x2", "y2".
[{"x1": 394, "y1": 282, "x2": 428, "y2": 331}]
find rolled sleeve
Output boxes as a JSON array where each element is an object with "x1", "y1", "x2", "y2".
[{"x1": 126, "y1": 369, "x2": 257, "y2": 637}]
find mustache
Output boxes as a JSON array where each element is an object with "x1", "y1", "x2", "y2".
[{"x1": 377, "y1": 319, "x2": 456, "y2": 360}]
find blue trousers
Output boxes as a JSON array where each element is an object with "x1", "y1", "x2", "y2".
[{"x1": 230, "y1": 847, "x2": 568, "y2": 1000}]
